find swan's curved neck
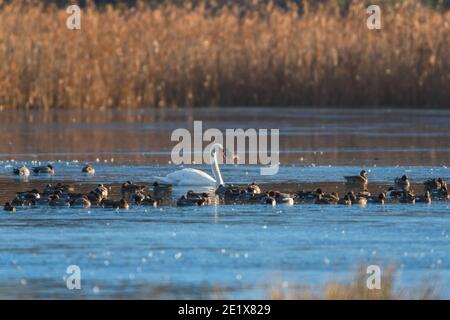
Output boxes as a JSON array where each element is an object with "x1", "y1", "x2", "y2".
[{"x1": 211, "y1": 146, "x2": 224, "y2": 187}]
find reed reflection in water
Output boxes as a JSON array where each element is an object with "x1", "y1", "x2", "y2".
[{"x1": 1, "y1": 107, "x2": 450, "y2": 166}]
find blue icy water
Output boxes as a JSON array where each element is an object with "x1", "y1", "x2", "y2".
[
  {"x1": 0, "y1": 162, "x2": 449, "y2": 299},
  {"x1": 0, "y1": 107, "x2": 449, "y2": 299}
]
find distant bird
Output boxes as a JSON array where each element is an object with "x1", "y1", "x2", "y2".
[
  {"x1": 152, "y1": 181, "x2": 172, "y2": 192},
  {"x1": 13, "y1": 165, "x2": 30, "y2": 177},
  {"x1": 32, "y1": 164, "x2": 55, "y2": 175},
  {"x1": 3, "y1": 202, "x2": 16, "y2": 212},
  {"x1": 399, "y1": 191, "x2": 416, "y2": 204},
  {"x1": 430, "y1": 185, "x2": 449, "y2": 201},
  {"x1": 48, "y1": 195, "x2": 69, "y2": 207},
  {"x1": 82, "y1": 164, "x2": 95, "y2": 175},
  {"x1": 394, "y1": 175, "x2": 410, "y2": 191},
  {"x1": 424, "y1": 178, "x2": 447, "y2": 192},
  {"x1": 215, "y1": 184, "x2": 237, "y2": 198},
  {"x1": 270, "y1": 191, "x2": 294, "y2": 206},
  {"x1": 344, "y1": 170, "x2": 368, "y2": 187},
  {"x1": 368, "y1": 193, "x2": 386, "y2": 205},
  {"x1": 132, "y1": 192, "x2": 146, "y2": 205},
  {"x1": 315, "y1": 193, "x2": 337, "y2": 205},
  {"x1": 385, "y1": 187, "x2": 403, "y2": 201},
  {"x1": 337, "y1": 195, "x2": 352, "y2": 205},
  {"x1": 246, "y1": 181, "x2": 261, "y2": 194},
  {"x1": 141, "y1": 196, "x2": 158, "y2": 207},
  {"x1": 186, "y1": 190, "x2": 212, "y2": 205},
  {"x1": 16, "y1": 189, "x2": 41, "y2": 200},
  {"x1": 260, "y1": 193, "x2": 276, "y2": 206},
  {"x1": 43, "y1": 183, "x2": 74, "y2": 194},
  {"x1": 121, "y1": 181, "x2": 145, "y2": 195},
  {"x1": 115, "y1": 199, "x2": 130, "y2": 210},
  {"x1": 86, "y1": 191, "x2": 103, "y2": 206},
  {"x1": 94, "y1": 184, "x2": 109, "y2": 199},
  {"x1": 176, "y1": 195, "x2": 206, "y2": 207},
  {"x1": 132, "y1": 192, "x2": 158, "y2": 207},
  {"x1": 101, "y1": 199, "x2": 129, "y2": 209},
  {"x1": 11, "y1": 196, "x2": 36, "y2": 207},
  {"x1": 70, "y1": 196, "x2": 91, "y2": 209},
  {"x1": 295, "y1": 188, "x2": 323, "y2": 203},
  {"x1": 416, "y1": 191, "x2": 431, "y2": 204},
  {"x1": 347, "y1": 191, "x2": 368, "y2": 205}
]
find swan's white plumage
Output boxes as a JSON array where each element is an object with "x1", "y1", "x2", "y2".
[
  {"x1": 157, "y1": 168, "x2": 216, "y2": 186},
  {"x1": 156, "y1": 143, "x2": 225, "y2": 187}
]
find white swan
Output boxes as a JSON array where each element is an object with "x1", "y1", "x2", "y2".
[{"x1": 157, "y1": 144, "x2": 225, "y2": 187}]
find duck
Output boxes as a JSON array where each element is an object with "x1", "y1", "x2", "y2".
[
  {"x1": 67, "y1": 192, "x2": 85, "y2": 200},
  {"x1": 152, "y1": 181, "x2": 172, "y2": 199},
  {"x1": 11, "y1": 196, "x2": 36, "y2": 207},
  {"x1": 215, "y1": 184, "x2": 237, "y2": 198},
  {"x1": 327, "y1": 192, "x2": 340, "y2": 202},
  {"x1": 32, "y1": 164, "x2": 55, "y2": 175},
  {"x1": 141, "y1": 195, "x2": 158, "y2": 207},
  {"x1": 416, "y1": 191, "x2": 431, "y2": 204},
  {"x1": 220, "y1": 185, "x2": 242, "y2": 204},
  {"x1": 176, "y1": 195, "x2": 206, "y2": 207},
  {"x1": 347, "y1": 191, "x2": 368, "y2": 205},
  {"x1": 367, "y1": 193, "x2": 386, "y2": 204},
  {"x1": 121, "y1": 181, "x2": 146, "y2": 195},
  {"x1": 270, "y1": 191, "x2": 294, "y2": 205},
  {"x1": 131, "y1": 191, "x2": 158, "y2": 207},
  {"x1": 82, "y1": 164, "x2": 95, "y2": 175},
  {"x1": 314, "y1": 190, "x2": 340, "y2": 204},
  {"x1": 48, "y1": 194, "x2": 69, "y2": 207},
  {"x1": 246, "y1": 181, "x2": 261, "y2": 194},
  {"x1": 385, "y1": 187, "x2": 404, "y2": 202},
  {"x1": 394, "y1": 175, "x2": 411, "y2": 191},
  {"x1": 424, "y1": 177, "x2": 447, "y2": 192},
  {"x1": 186, "y1": 191, "x2": 212, "y2": 205},
  {"x1": 399, "y1": 191, "x2": 416, "y2": 204},
  {"x1": 239, "y1": 190, "x2": 267, "y2": 204},
  {"x1": 86, "y1": 191, "x2": 103, "y2": 205},
  {"x1": 70, "y1": 196, "x2": 91, "y2": 209},
  {"x1": 259, "y1": 193, "x2": 276, "y2": 206},
  {"x1": 43, "y1": 184, "x2": 57, "y2": 195},
  {"x1": 94, "y1": 184, "x2": 109, "y2": 199},
  {"x1": 337, "y1": 195, "x2": 352, "y2": 205},
  {"x1": 356, "y1": 190, "x2": 371, "y2": 198},
  {"x1": 116, "y1": 199, "x2": 130, "y2": 210},
  {"x1": 295, "y1": 188, "x2": 323, "y2": 203},
  {"x1": 44, "y1": 183, "x2": 74, "y2": 195},
  {"x1": 430, "y1": 185, "x2": 449, "y2": 201},
  {"x1": 16, "y1": 189, "x2": 41, "y2": 200},
  {"x1": 101, "y1": 199, "x2": 129, "y2": 209},
  {"x1": 132, "y1": 192, "x2": 146, "y2": 205},
  {"x1": 3, "y1": 202, "x2": 16, "y2": 212},
  {"x1": 315, "y1": 193, "x2": 337, "y2": 205},
  {"x1": 344, "y1": 170, "x2": 368, "y2": 187},
  {"x1": 13, "y1": 165, "x2": 30, "y2": 177}
]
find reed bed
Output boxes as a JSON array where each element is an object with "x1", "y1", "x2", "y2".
[
  {"x1": 0, "y1": 0, "x2": 449, "y2": 109},
  {"x1": 0, "y1": 265, "x2": 440, "y2": 299},
  {"x1": 269, "y1": 266, "x2": 440, "y2": 300}
]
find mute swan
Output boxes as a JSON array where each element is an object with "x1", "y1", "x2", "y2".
[{"x1": 157, "y1": 143, "x2": 225, "y2": 187}]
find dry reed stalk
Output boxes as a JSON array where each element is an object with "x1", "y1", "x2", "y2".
[{"x1": 0, "y1": 0, "x2": 448, "y2": 109}]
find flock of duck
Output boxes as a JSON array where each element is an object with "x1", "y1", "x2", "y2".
[{"x1": 2, "y1": 165, "x2": 450, "y2": 213}]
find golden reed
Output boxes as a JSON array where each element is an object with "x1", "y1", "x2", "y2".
[{"x1": 0, "y1": 0, "x2": 449, "y2": 109}]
